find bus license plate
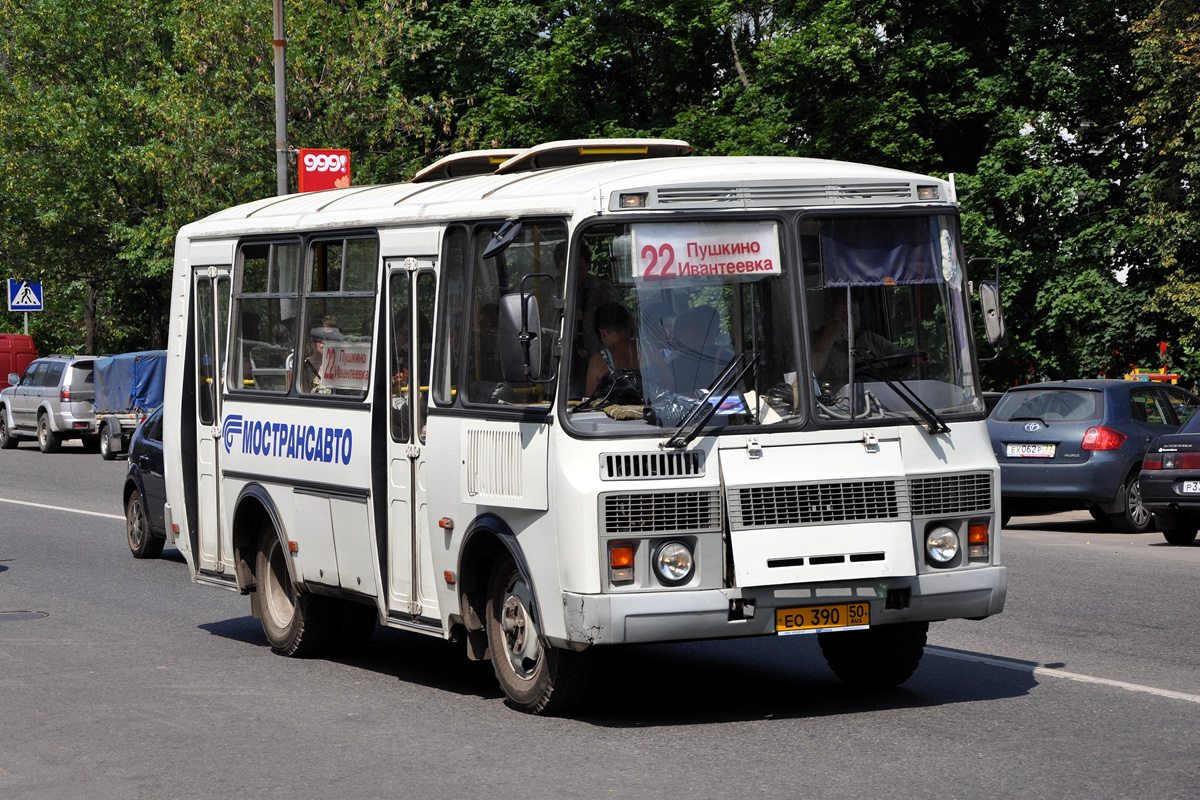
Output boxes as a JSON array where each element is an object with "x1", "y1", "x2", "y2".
[{"x1": 776, "y1": 602, "x2": 870, "y2": 635}]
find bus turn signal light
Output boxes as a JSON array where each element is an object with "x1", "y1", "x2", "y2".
[
  {"x1": 609, "y1": 544, "x2": 634, "y2": 583},
  {"x1": 968, "y1": 522, "x2": 989, "y2": 561}
]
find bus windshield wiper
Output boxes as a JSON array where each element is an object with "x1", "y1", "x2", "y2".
[
  {"x1": 664, "y1": 351, "x2": 760, "y2": 449},
  {"x1": 853, "y1": 350, "x2": 949, "y2": 435}
]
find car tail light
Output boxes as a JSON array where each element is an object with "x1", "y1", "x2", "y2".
[
  {"x1": 1142, "y1": 453, "x2": 1162, "y2": 470},
  {"x1": 1081, "y1": 426, "x2": 1126, "y2": 451},
  {"x1": 60, "y1": 387, "x2": 71, "y2": 401},
  {"x1": 1161, "y1": 452, "x2": 1200, "y2": 469}
]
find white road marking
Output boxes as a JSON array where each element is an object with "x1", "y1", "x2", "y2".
[
  {"x1": 928, "y1": 645, "x2": 1200, "y2": 705},
  {"x1": 0, "y1": 496, "x2": 124, "y2": 521}
]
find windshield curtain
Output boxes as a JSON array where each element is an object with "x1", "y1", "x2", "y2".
[
  {"x1": 807, "y1": 214, "x2": 982, "y2": 425},
  {"x1": 564, "y1": 220, "x2": 799, "y2": 434}
]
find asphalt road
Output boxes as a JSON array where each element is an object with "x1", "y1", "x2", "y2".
[{"x1": 2, "y1": 439, "x2": 1199, "y2": 799}]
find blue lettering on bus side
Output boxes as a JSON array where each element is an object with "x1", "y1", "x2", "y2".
[{"x1": 223, "y1": 414, "x2": 352, "y2": 465}]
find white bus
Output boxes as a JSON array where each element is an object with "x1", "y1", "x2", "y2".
[{"x1": 162, "y1": 139, "x2": 1008, "y2": 714}]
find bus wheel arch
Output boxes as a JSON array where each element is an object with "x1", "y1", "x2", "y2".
[
  {"x1": 231, "y1": 484, "x2": 287, "y2": 592},
  {"x1": 456, "y1": 515, "x2": 523, "y2": 662}
]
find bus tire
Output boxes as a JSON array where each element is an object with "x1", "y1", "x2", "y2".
[
  {"x1": 37, "y1": 414, "x2": 61, "y2": 453},
  {"x1": 486, "y1": 556, "x2": 591, "y2": 715},
  {"x1": 818, "y1": 621, "x2": 928, "y2": 688},
  {"x1": 256, "y1": 527, "x2": 335, "y2": 657},
  {"x1": 125, "y1": 488, "x2": 165, "y2": 559}
]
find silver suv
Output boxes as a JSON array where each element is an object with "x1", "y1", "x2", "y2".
[{"x1": 0, "y1": 355, "x2": 99, "y2": 452}]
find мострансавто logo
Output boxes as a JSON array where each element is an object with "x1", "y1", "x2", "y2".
[{"x1": 222, "y1": 414, "x2": 352, "y2": 464}]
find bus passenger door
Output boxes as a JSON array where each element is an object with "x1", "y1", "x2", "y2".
[
  {"x1": 193, "y1": 267, "x2": 231, "y2": 575},
  {"x1": 385, "y1": 263, "x2": 439, "y2": 621}
]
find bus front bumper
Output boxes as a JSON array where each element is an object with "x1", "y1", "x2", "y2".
[{"x1": 557, "y1": 566, "x2": 1007, "y2": 647}]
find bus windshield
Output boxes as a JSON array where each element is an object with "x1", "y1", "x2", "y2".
[
  {"x1": 563, "y1": 214, "x2": 981, "y2": 435},
  {"x1": 805, "y1": 215, "x2": 980, "y2": 426}
]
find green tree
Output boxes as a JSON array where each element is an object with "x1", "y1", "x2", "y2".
[{"x1": 1130, "y1": 1, "x2": 1200, "y2": 383}]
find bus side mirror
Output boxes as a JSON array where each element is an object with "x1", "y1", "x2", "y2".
[
  {"x1": 498, "y1": 293, "x2": 542, "y2": 382},
  {"x1": 979, "y1": 281, "x2": 1007, "y2": 348}
]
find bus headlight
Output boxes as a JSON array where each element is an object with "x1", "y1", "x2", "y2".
[
  {"x1": 653, "y1": 541, "x2": 694, "y2": 586},
  {"x1": 926, "y1": 526, "x2": 959, "y2": 564}
]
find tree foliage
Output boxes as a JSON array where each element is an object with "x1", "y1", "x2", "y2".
[{"x1": 0, "y1": 0, "x2": 1194, "y2": 389}]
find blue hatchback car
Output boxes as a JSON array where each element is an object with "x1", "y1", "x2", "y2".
[
  {"x1": 123, "y1": 406, "x2": 167, "y2": 558},
  {"x1": 987, "y1": 380, "x2": 1200, "y2": 531}
]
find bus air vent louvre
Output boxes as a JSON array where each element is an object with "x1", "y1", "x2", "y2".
[
  {"x1": 600, "y1": 451, "x2": 706, "y2": 480},
  {"x1": 602, "y1": 490, "x2": 722, "y2": 534},
  {"x1": 908, "y1": 472, "x2": 993, "y2": 516},
  {"x1": 655, "y1": 182, "x2": 914, "y2": 208},
  {"x1": 727, "y1": 480, "x2": 909, "y2": 530}
]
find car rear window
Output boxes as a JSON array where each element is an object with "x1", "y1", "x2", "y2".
[
  {"x1": 992, "y1": 389, "x2": 1104, "y2": 423},
  {"x1": 41, "y1": 361, "x2": 65, "y2": 387},
  {"x1": 1182, "y1": 408, "x2": 1200, "y2": 434}
]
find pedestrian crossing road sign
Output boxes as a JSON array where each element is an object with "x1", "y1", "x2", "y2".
[{"x1": 8, "y1": 279, "x2": 44, "y2": 312}]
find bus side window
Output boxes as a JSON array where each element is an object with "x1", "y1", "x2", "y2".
[
  {"x1": 433, "y1": 227, "x2": 468, "y2": 407},
  {"x1": 300, "y1": 236, "x2": 377, "y2": 398},
  {"x1": 415, "y1": 271, "x2": 436, "y2": 442},
  {"x1": 235, "y1": 241, "x2": 301, "y2": 393},
  {"x1": 389, "y1": 272, "x2": 411, "y2": 442},
  {"x1": 464, "y1": 221, "x2": 565, "y2": 406}
]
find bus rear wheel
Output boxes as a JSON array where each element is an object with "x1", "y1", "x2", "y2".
[
  {"x1": 485, "y1": 556, "x2": 590, "y2": 715},
  {"x1": 255, "y1": 527, "x2": 335, "y2": 657},
  {"x1": 818, "y1": 621, "x2": 928, "y2": 688}
]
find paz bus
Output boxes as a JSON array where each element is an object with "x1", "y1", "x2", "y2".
[{"x1": 161, "y1": 139, "x2": 1008, "y2": 714}]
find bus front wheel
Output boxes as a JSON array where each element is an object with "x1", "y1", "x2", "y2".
[
  {"x1": 818, "y1": 621, "x2": 928, "y2": 688},
  {"x1": 255, "y1": 527, "x2": 335, "y2": 657},
  {"x1": 485, "y1": 556, "x2": 591, "y2": 715}
]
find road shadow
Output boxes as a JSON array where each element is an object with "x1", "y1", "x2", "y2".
[
  {"x1": 198, "y1": 617, "x2": 1036, "y2": 725},
  {"x1": 1, "y1": 441, "x2": 111, "y2": 457},
  {"x1": 1006, "y1": 515, "x2": 1144, "y2": 536}
]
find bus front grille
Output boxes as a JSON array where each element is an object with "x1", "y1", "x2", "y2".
[
  {"x1": 600, "y1": 451, "x2": 705, "y2": 480},
  {"x1": 728, "y1": 480, "x2": 908, "y2": 529},
  {"x1": 602, "y1": 490, "x2": 722, "y2": 534},
  {"x1": 908, "y1": 472, "x2": 993, "y2": 516}
]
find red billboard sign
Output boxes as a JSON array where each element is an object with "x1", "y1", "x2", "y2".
[{"x1": 298, "y1": 148, "x2": 351, "y2": 193}]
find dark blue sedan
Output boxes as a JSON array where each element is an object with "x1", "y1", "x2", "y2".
[
  {"x1": 1141, "y1": 408, "x2": 1200, "y2": 545},
  {"x1": 123, "y1": 406, "x2": 166, "y2": 558},
  {"x1": 988, "y1": 380, "x2": 1200, "y2": 531}
]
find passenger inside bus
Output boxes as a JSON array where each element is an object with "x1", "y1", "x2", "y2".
[
  {"x1": 811, "y1": 293, "x2": 922, "y2": 393},
  {"x1": 584, "y1": 302, "x2": 641, "y2": 398},
  {"x1": 286, "y1": 323, "x2": 341, "y2": 393}
]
